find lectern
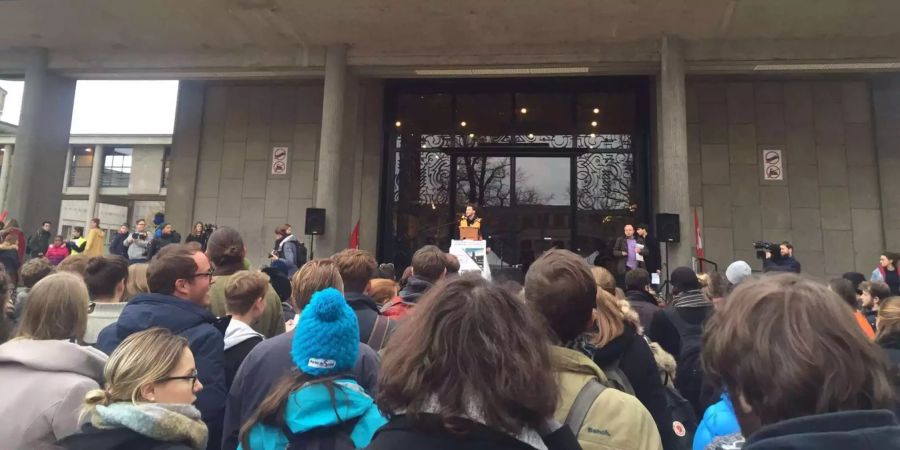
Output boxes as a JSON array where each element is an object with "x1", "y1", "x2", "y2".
[{"x1": 459, "y1": 226, "x2": 480, "y2": 241}]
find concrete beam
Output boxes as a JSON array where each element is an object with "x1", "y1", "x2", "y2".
[{"x1": 165, "y1": 81, "x2": 205, "y2": 236}]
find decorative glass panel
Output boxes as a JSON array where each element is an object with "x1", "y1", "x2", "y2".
[{"x1": 577, "y1": 152, "x2": 633, "y2": 211}]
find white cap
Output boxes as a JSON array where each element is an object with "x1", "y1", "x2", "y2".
[{"x1": 726, "y1": 260, "x2": 752, "y2": 285}]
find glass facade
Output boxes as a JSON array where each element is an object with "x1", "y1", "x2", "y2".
[
  {"x1": 68, "y1": 146, "x2": 94, "y2": 187},
  {"x1": 101, "y1": 147, "x2": 133, "y2": 187}
]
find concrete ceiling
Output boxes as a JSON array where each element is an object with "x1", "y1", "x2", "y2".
[{"x1": 1, "y1": 0, "x2": 899, "y2": 77}]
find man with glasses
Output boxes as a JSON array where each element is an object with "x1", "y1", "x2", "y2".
[
  {"x1": 124, "y1": 219, "x2": 153, "y2": 264},
  {"x1": 95, "y1": 244, "x2": 226, "y2": 449}
]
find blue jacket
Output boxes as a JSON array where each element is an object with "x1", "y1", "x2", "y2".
[
  {"x1": 95, "y1": 293, "x2": 227, "y2": 450},
  {"x1": 239, "y1": 378, "x2": 386, "y2": 450},
  {"x1": 693, "y1": 393, "x2": 740, "y2": 450}
]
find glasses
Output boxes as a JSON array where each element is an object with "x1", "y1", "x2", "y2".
[
  {"x1": 87, "y1": 302, "x2": 96, "y2": 314},
  {"x1": 191, "y1": 269, "x2": 215, "y2": 280},
  {"x1": 158, "y1": 369, "x2": 199, "y2": 387}
]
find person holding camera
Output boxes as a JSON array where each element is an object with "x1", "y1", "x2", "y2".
[
  {"x1": 123, "y1": 219, "x2": 153, "y2": 264},
  {"x1": 763, "y1": 241, "x2": 802, "y2": 273}
]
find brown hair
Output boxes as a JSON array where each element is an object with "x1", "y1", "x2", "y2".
[
  {"x1": 57, "y1": 254, "x2": 91, "y2": 277},
  {"x1": 702, "y1": 274, "x2": 895, "y2": 429},
  {"x1": 331, "y1": 249, "x2": 376, "y2": 293},
  {"x1": 862, "y1": 281, "x2": 891, "y2": 303},
  {"x1": 829, "y1": 278, "x2": 859, "y2": 309},
  {"x1": 445, "y1": 254, "x2": 460, "y2": 274},
  {"x1": 590, "y1": 266, "x2": 617, "y2": 296},
  {"x1": 411, "y1": 245, "x2": 446, "y2": 282},
  {"x1": 876, "y1": 297, "x2": 900, "y2": 343},
  {"x1": 525, "y1": 249, "x2": 597, "y2": 343},
  {"x1": 17, "y1": 272, "x2": 89, "y2": 341},
  {"x1": 274, "y1": 224, "x2": 290, "y2": 236},
  {"x1": 205, "y1": 227, "x2": 244, "y2": 272},
  {"x1": 125, "y1": 263, "x2": 150, "y2": 300},
  {"x1": 147, "y1": 245, "x2": 198, "y2": 296},
  {"x1": 290, "y1": 259, "x2": 344, "y2": 311},
  {"x1": 378, "y1": 274, "x2": 558, "y2": 435},
  {"x1": 83, "y1": 255, "x2": 129, "y2": 300},
  {"x1": 225, "y1": 271, "x2": 270, "y2": 315},
  {"x1": 20, "y1": 257, "x2": 55, "y2": 288},
  {"x1": 368, "y1": 278, "x2": 398, "y2": 306},
  {"x1": 702, "y1": 271, "x2": 728, "y2": 300}
]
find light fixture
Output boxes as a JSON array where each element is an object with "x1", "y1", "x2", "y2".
[
  {"x1": 395, "y1": 121, "x2": 402, "y2": 128},
  {"x1": 415, "y1": 67, "x2": 590, "y2": 76},
  {"x1": 590, "y1": 133, "x2": 596, "y2": 138},
  {"x1": 520, "y1": 107, "x2": 528, "y2": 114},
  {"x1": 591, "y1": 121, "x2": 598, "y2": 127},
  {"x1": 421, "y1": 144, "x2": 428, "y2": 149},
  {"x1": 593, "y1": 108, "x2": 600, "y2": 114},
  {"x1": 468, "y1": 133, "x2": 475, "y2": 138},
  {"x1": 85, "y1": 148, "x2": 92, "y2": 153},
  {"x1": 460, "y1": 121, "x2": 467, "y2": 127},
  {"x1": 527, "y1": 133, "x2": 535, "y2": 139}
]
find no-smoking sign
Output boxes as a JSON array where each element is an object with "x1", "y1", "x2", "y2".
[
  {"x1": 762, "y1": 149, "x2": 783, "y2": 181},
  {"x1": 271, "y1": 146, "x2": 289, "y2": 175}
]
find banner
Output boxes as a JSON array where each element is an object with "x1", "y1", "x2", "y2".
[{"x1": 449, "y1": 239, "x2": 491, "y2": 280}]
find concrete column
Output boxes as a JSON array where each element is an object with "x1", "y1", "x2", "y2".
[
  {"x1": 872, "y1": 75, "x2": 900, "y2": 250},
  {"x1": 165, "y1": 81, "x2": 206, "y2": 235},
  {"x1": 314, "y1": 44, "x2": 348, "y2": 257},
  {"x1": 0, "y1": 144, "x2": 12, "y2": 211},
  {"x1": 60, "y1": 146, "x2": 73, "y2": 191},
  {"x1": 85, "y1": 144, "x2": 104, "y2": 224},
  {"x1": 657, "y1": 35, "x2": 693, "y2": 269},
  {"x1": 5, "y1": 48, "x2": 76, "y2": 229}
]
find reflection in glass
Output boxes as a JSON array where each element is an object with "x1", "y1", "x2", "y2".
[
  {"x1": 516, "y1": 158, "x2": 570, "y2": 206},
  {"x1": 456, "y1": 156, "x2": 511, "y2": 207}
]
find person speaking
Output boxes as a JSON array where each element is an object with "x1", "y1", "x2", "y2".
[{"x1": 458, "y1": 203, "x2": 483, "y2": 240}]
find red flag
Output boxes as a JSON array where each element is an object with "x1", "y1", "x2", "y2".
[
  {"x1": 349, "y1": 220, "x2": 360, "y2": 249},
  {"x1": 694, "y1": 208, "x2": 704, "y2": 272}
]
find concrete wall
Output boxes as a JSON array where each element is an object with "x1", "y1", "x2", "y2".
[
  {"x1": 687, "y1": 78, "x2": 882, "y2": 279},
  {"x1": 873, "y1": 75, "x2": 900, "y2": 252},
  {"x1": 129, "y1": 145, "x2": 167, "y2": 195}
]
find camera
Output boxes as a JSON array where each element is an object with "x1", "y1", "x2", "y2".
[
  {"x1": 203, "y1": 223, "x2": 217, "y2": 235},
  {"x1": 753, "y1": 240, "x2": 780, "y2": 260},
  {"x1": 131, "y1": 232, "x2": 147, "y2": 240}
]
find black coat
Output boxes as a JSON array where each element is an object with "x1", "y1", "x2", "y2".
[
  {"x1": 109, "y1": 232, "x2": 130, "y2": 258},
  {"x1": 625, "y1": 289, "x2": 661, "y2": 331},
  {"x1": 585, "y1": 323, "x2": 679, "y2": 450},
  {"x1": 57, "y1": 424, "x2": 193, "y2": 450},
  {"x1": 26, "y1": 229, "x2": 51, "y2": 257},
  {"x1": 398, "y1": 276, "x2": 434, "y2": 304},
  {"x1": 224, "y1": 335, "x2": 262, "y2": 390},
  {"x1": 367, "y1": 414, "x2": 582, "y2": 450},
  {"x1": 0, "y1": 246, "x2": 20, "y2": 286},
  {"x1": 743, "y1": 410, "x2": 900, "y2": 450},
  {"x1": 345, "y1": 291, "x2": 398, "y2": 343}
]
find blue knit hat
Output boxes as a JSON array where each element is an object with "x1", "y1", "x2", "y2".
[{"x1": 291, "y1": 288, "x2": 359, "y2": 376}]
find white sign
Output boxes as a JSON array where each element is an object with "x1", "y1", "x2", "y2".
[
  {"x1": 271, "y1": 146, "x2": 289, "y2": 175},
  {"x1": 449, "y1": 239, "x2": 492, "y2": 280},
  {"x1": 762, "y1": 149, "x2": 783, "y2": 181}
]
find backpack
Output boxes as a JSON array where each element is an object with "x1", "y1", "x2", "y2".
[
  {"x1": 598, "y1": 356, "x2": 635, "y2": 396},
  {"x1": 662, "y1": 308, "x2": 705, "y2": 417},
  {"x1": 662, "y1": 383, "x2": 698, "y2": 450},
  {"x1": 282, "y1": 239, "x2": 308, "y2": 269},
  {"x1": 564, "y1": 378, "x2": 606, "y2": 435},
  {"x1": 366, "y1": 315, "x2": 391, "y2": 351},
  {"x1": 281, "y1": 417, "x2": 360, "y2": 450}
]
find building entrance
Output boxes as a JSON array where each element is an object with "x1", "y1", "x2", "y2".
[{"x1": 381, "y1": 78, "x2": 651, "y2": 274}]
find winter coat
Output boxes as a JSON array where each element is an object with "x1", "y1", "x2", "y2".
[
  {"x1": 345, "y1": 292, "x2": 398, "y2": 345},
  {"x1": 185, "y1": 232, "x2": 208, "y2": 251},
  {"x1": 84, "y1": 302, "x2": 126, "y2": 345},
  {"x1": 0, "y1": 339, "x2": 107, "y2": 448},
  {"x1": 58, "y1": 424, "x2": 193, "y2": 450},
  {"x1": 577, "y1": 324, "x2": 678, "y2": 450},
  {"x1": 625, "y1": 289, "x2": 661, "y2": 331},
  {"x1": 398, "y1": 275, "x2": 435, "y2": 304},
  {"x1": 274, "y1": 234, "x2": 306, "y2": 276},
  {"x1": 95, "y1": 293, "x2": 227, "y2": 450},
  {"x1": 261, "y1": 265, "x2": 292, "y2": 303},
  {"x1": 208, "y1": 272, "x2": 285, "y2": 338},
  {"x1": 222, "y1": 319, "x2": 263, "y2": 390},
  {"x1": 221, "y1": 330, "x2": 381, "y2": 450},
  {"x1": 46, "y1": 243, "x2": 71, "y2": 265},
  {"x1": 124, "y1": 232, "x2": 152, "y2": 261},
  {"x1": 550, "y1": 346, "x2": 662, "y2": 450},
  {"x1": 0, "y1": 227, "x2": 27, "y2": 261},
  {"x1": 239, "y1": 379, "x2": 386, "y2": 450},
  {"x1": 853, "y1": 310, "x2": 875, "y2": 340},
  {"x1": 147, "y1": 231, "x2": 181, "y2": 259},
  {"x1": 693, "y1": 393, "x2": 740, "y2": 450},
  {"x1": 872, "y1": 266, "x2": 900, "y2": 296},
  {"x1": 84, "y1": 228, "x2": 106, "y2": 258},
  {"x1": 0, "y1": 242, "x2": 21, "y2": 286},
  {"x1": 26, "y1": 229, "x2": 51, "y2": 258},
  {"x1": 762, "y1": 256, "x2": 801, "y2": 273},
  {"x1": 647, "y1": 298, "x2": 712, "y2": 363},
  {"x1": 109, "y1": 231, "x2": 130, "y2": 258},
  {"x1": 613, "y1": 236, "x2": 648, "y2": 275},
  {"x1": 368, "y1": 414, "x2": 583, "y2": 450},
  {"x1": 879, "y1": 331, "x2": 900, "y2": 410},
  {"x1": 743, "y1": 410, "x2": 900, "y2": 450}
]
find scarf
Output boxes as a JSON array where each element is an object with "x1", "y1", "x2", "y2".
[
  {"x1": 411, "y1": 396, "x2": 549, "y2": 450},
  {"x1": 91, "y1": 402, "x2": 208, "y2": 450},
  {"x1": 671, "y1": 289, "x2": 712, "y2": 308}
]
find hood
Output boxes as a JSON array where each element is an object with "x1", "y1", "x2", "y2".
[
  {"x1": 114, "y1": 293, "x2": 217, "y2": 338},
  {"x1": 746, "y1": 410, "x2": 900, "y2": 450},
  {"x1": 550, "y1": 345, "x2": 608, "y2": 384},
  {"x1": 625, "y1": 289, "x2": 657, "y2": 305},
  {"x1": 0, "y1": 339, "x2": 107, "y2": 381},
  {"x1": 277, "y1": 233, "x2": 298, "y2": 250},
  {"x1": 586, "y1": 323, "x2": 639, "y2": 366},
  {"x1": 398, "y1": 276, "x2": 434, "y2": 300},
  {"x1": 224, "y1": 319, "x2": 263, "y2": 350},
  {"x1": 0, "y1": 242, "x2": 17, "y2": 250},
  {"x1": 344, "y1": 291, "x2": 380, "y2": 313}
]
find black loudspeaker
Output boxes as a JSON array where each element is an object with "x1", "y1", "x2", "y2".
[
  {"x1": 305, "y1": 208, "x2": 326, "y2": 236},
  {"x1": 656, "y1": 213, "x2": 680, "y2": 243}
]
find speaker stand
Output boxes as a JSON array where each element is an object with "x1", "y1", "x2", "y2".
[
  {"x1": 663, "y1": 241, "x2": 671, "y2": 302},
  {"x1": 308, "y1": 234, "x2": 315, "y2": 260}
]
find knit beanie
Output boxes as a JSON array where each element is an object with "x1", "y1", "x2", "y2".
[
  {"x1": 670, "y1": 266, "x2": 701, "y2": 291},
  {"x1": 725, "y1": 261, "x2": 752, "y2": 285},
  {"x1": 291, "y1": 288, "x2": 359, "y2": 377}
]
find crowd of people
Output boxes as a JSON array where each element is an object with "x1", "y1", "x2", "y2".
[{"x1": 0, "y1": 217, "x2": 897, "y2": 450}]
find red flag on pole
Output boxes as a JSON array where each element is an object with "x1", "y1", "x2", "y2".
[
  {"x1": 694, "y1": 207, "x2": 704, "y2": 272},
  {"x1": 349, "y1": 220, "x2": 360, "y2": 249}
]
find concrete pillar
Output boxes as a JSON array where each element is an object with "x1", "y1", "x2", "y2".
[
  {"x1": 314, "y1": 44, "x2": 348, "y2": 257},
  {"x1": 5, "y1": 48, "x2": 76, "y2": 229},
  {"x1": 165, "y1": 81, "x2": 206, "y2": 236},
  {"x1": 85, "y1": 144, "x2": 104, "y2": 224},
  {"x1": 657, "y1": 35, "x2": 693, "y2": 269},
  {"x1": 0, "y1": 144, "x2": 12, "y2": 211},
  {"x1": 872, "y1": 75, "x2": 900, "y2": 250}
]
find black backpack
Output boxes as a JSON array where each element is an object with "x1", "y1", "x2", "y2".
[
  {"x1": 281, "y1": 417, "x2": 360, "y2": 450},
  {"x1": 282, "y1": 239, "x2": 308, "y2": 269},
  {"x1": 662, "y1": 307, "x2": 706, "y2": 417},
  {"x1": 662, "y1": 383, "x2": 698, "y2": 450},
  {"x1": 599, "y1": 356, "x2": 635, "y2": 396}
]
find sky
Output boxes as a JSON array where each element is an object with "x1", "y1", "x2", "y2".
[{"x1": 0, "y1": 79, "x2": 178, "y2": 134}]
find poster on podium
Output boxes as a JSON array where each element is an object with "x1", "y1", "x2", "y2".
[{"x1": 449, "y1": 239, "x2": 491, "y2": 280}]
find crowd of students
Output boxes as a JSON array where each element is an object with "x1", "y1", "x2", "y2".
[{"x1": 0, "y1": 223, "x2": 898, "y2": 450}]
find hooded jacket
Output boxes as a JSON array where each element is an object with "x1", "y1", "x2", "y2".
[
  {"x1": 550, "y1": 346, "x2": 662, "y2": 450},
  {"x1": 693, "y1": 393, "x2": 740, "y2": 450},
  {"x1": 95, "y1": 293, "x2": 227, "y2": 450},
  {"x1": 743, "y1": 410, "x2": 900, "y2": 450},
  {"x1": 624, "y1": 289, "x2": 660, "y2": 331},
  {"x1": 223, "y1": 319, "x2": 263, "y2": 390},
  {"x1": 208, "y1": 272, "x2": 285, "y2": 339},
  {"x1": 240, "y1": 379, "x2": 386, "y2": 450},
  {"x1": 398, "y1": 275, "x2": 435, "y2": 304},
  {"x1": 45, "y1": 242, "x2": 70, "y2": 265},
  {"x1": 0, "y1": 339, "x2": 107, "y2": 448},
  {"x1": 84, "y1": 228, "x2": 106, "y2": 258},
  {"x1": 345, "y1": 291, "x2": 397, "y2": 345}
]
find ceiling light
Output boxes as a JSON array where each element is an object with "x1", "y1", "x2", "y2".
[
  {"x1": 395, "y1": 121, "x2": 402, "y2": 128},
  {"x1": 468, "y1": 133, "x2": 475, "y2": 138},
  {"x1": 593, "y1": 108, "x2": 600, "y2": 114},
  {"x1": 527, "y1": 133, "x2": 534, "y2": 139},
  {"x1": 520, "y1": 107, "x2": 528, "y2": 114},
  {"x1": 590, "y1": 133, "x2": 596, "y2": 138},
  {"x1": 85, "y1": 148, "x2": 92, "y2": 153},
  {"x1": 460, "y1": 121, "x2": 467, "y2": 127},
  {"x1": 421, "y1": 144, "x2": 427, "y2": 149},
  {"x1": 591, "y1": 121, "x2": 598, "y2": 127},
  {"x1": 415, "y1": 67, "x2": 590, "y2": 76}
]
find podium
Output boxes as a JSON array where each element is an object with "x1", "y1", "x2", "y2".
[
  {"x1": 459, "y1": 226, "x2": 480, "y2": 241},
  {"x1": 449, "y1": 239, "x2": 491, "y2": 280}
]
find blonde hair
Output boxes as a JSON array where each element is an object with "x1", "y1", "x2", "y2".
[
  {"x1": 590, "y1": 266, "x2": 617, "y2": 296},
  {"x1": 290, "y1": 259, "x2": 344, "y2": 311},
  {"x1": 368, "y1": 278, "x2": 398, "y2": 306},
  {"x1": 82, "y1": 327, "x2": 188, "y2": 415},
  {"x1": 16, "y1": 272, "x2": 89, "y2": 341},
  {"x1": 876, "y1": 297, "x2": 900, "y2": 343},
  {"x1": 125, "y1": 263, "x2": 150, "y2": 300},
  {"x1": 591, "y1": 289, "x2": 642, "y2": 347}
]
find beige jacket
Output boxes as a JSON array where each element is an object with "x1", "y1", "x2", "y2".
[
  {"x1": 0, "y1": 339, "x2": 107, "y2": 449},
  {"x1": 551, "y1": 346, "x2": 662, "y2": 450},
  {"x1": 84, "y1": 228, "x2": 105, "y2": 258}
]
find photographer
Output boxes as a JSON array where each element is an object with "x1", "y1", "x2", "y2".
[
  {"x1": 123, "y1": 219, "x2": 153, "y2": 264},
  {"x1": 763, "y1": 241, "x2": 802, "y2": 273}
]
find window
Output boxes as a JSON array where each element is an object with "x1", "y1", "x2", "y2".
[
  {"x1": 102, "y1": 147, "x2": 132, "y2": 187},
  {"x1": 161, "y1": 146, "x2": 171, "y2": 188},
  {"x1": 68, "y1": 147, "x2": 94, "y2": 187}
]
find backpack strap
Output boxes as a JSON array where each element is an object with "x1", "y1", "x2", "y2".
[
  {"x1": 564, "y1": 378, "x2": 606, "y2": 436},
  {"x1": 367, "y1": 315, "x2": 390, "y2": 350},
  {"x1": 281, "y1": 416, "x2": 361, "y2": 450}
]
